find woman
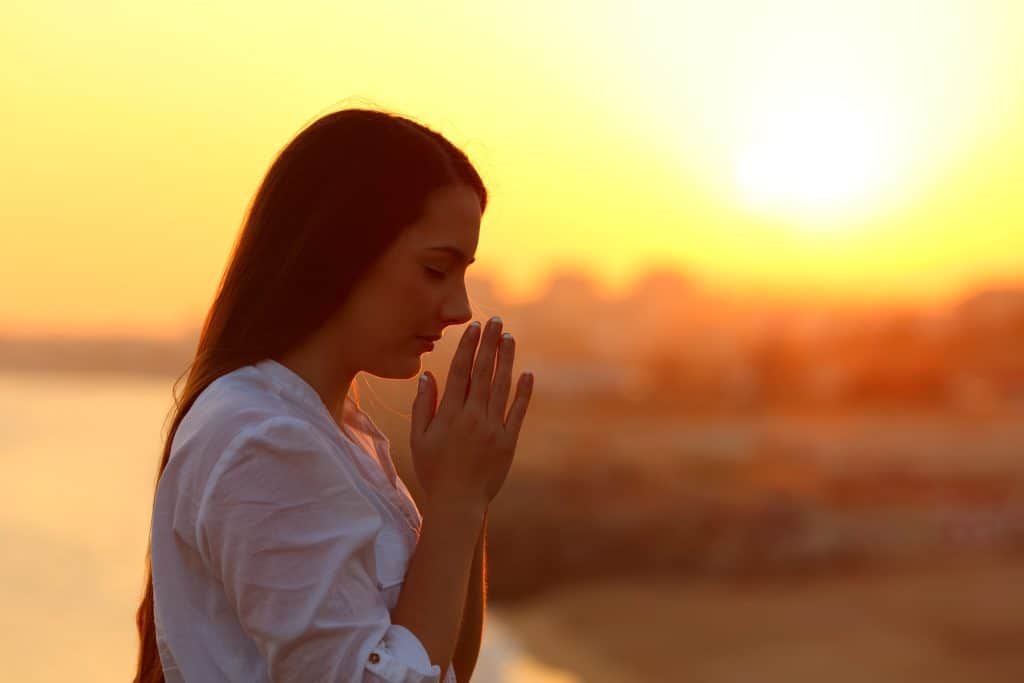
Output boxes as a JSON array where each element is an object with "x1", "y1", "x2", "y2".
[{"x1": 134, "y1": 107, "x2": 535, "y2": 682}]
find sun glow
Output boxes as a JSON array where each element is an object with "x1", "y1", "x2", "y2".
[
  {"x1": 733, "y1": 93, "x2": 896, "y2": 220},
  {"x1": 716, "y1": 4, "x2": 1003, "y2": 224},
  {"x1": 605, "y1": 1, "x2": 1019, "y2": 230},
  {"x1": 1, "y1": 1, "x2": 1023, "y2": 333}
]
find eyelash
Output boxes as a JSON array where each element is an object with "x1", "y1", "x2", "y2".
[{"x1": 424, "y1": 266, "x2": 447, "y2": 280}]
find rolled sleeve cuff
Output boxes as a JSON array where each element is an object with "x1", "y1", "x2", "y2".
[{"x1": 366, "y1": 624, "x2": 442, "y2": 683}]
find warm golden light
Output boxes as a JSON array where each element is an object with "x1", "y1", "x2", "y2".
[
  {"x1": 733, "y1": 95, "x2": 891, "y2": 220},
  {"x1": 1, "y1": 1, "x2": 1022, "y2": 333},
  {"x1": 638, "y1": 1, "x2": 1020, "y2": 226}
]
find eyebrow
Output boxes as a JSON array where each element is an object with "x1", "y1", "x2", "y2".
[{"x1": 427, "y1": 246, "x2": 476, "y2": 265}]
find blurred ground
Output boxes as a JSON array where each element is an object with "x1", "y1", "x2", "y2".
[{"x1": 492, "y1": 553, "x2": 1024, "y2": 683}]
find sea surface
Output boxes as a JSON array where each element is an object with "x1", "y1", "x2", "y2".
[{"x1": 0, "y1": 370, "x2": 576, "y2": 682}]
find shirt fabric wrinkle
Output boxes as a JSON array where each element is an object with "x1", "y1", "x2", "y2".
[{"x1": 151, "y1": 358, "x2": 457, "y2": 683}]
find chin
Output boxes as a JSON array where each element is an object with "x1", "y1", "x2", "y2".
[{"x1": 369, "y1": 356, "x2": 423, "y2": 381}]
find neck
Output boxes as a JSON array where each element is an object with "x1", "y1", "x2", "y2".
[{"x1": 276, "y1": 345, "x2": 356, "y2": 427}]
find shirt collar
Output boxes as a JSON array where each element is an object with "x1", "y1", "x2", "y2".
[
  {"x1": 249, "y1": 358, "x2": 418, "y2": 537},
  {"x1": 252, "y1": 357, "x2": 380, "y2": 438}
]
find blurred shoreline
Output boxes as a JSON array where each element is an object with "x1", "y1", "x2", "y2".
[
  {"x1": 3, "y1": 271, "x2": 1023, "y2": 420},
  {"x1": 493, "y1": 551, "x2": 1024, "y2": 683}
]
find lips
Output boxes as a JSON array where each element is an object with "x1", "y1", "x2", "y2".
[{"x1": 418, "y1": 334, "x2": 442, "y2": 342}]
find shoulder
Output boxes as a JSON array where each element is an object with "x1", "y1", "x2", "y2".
[
  {"x1": 174, "y1": 366, "x2": 310, "y2": 461},
  {"x1": 194, "y1": 414, "x2": 369, "y2": 531},
  {"x1": 194, "y1": 414, "x2": 384, "y2": 554},
  {"x1": 208, "y1": 414, "x2": 335, "y2": 485},
  {"x1": 186, "y1": 365, "x2": 288, "y2": 427},
  {"x1": 169, "y1": 368, "x2": 336, "y2": 518}
]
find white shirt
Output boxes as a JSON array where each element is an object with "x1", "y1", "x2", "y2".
[{"x1": 151, "y1": 358, "x2": 459, "y2": 682}]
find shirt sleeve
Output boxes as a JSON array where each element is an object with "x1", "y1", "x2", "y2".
[{"x1": 195, "y1": 415, "x2": 442, "y2": 683}]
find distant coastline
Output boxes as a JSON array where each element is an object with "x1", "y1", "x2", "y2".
[
  {"x1": 0, "y1": 333, "x2": 197, "y2": 378},
  {"x1": 3, "y1": 277, "x2": 1022, "y2": 411}
]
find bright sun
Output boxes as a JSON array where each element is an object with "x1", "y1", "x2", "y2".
[
  {"x1": 616, "y1": 1, "x2": 1011, "y2": 227},
  {"x1": 732, "y1": 88, "x2": 896, "y2": 220},
  {"x1": 720, "y1": 29, "x2": 915, "y2": 225}
]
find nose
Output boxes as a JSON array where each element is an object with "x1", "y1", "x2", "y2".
[
  {"x1": 444, "y1": 309, "x2": 473, "y2": 328},
  {"x1": 442, "y1": 290, "x2": 473, "y2": 329}
]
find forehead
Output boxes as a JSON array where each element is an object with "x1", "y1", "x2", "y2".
[{"x1": 404, "y1": 184, "x2": 481, "y2": 257}]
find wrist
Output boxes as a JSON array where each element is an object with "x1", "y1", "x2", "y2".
[{"x1": 424, "y1": 495, "x2": 488, "y2": 529}]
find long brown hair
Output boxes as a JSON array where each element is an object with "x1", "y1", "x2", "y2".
[{"x1": 133, "y1": 107, "x2": 488, "y2": 682}]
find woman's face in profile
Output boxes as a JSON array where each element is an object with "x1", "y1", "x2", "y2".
[{"x1": 339, "y1": 183, "x2": 481, "y2": 379}]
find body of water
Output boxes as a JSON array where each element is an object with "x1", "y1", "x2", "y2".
[{"x1": 0, "y1": 370, "x2": 575, "y2": 682}]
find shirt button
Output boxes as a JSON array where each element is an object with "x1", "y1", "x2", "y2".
[{"x1": 368, "y1": 652, "x2": 380, "y2": 664}]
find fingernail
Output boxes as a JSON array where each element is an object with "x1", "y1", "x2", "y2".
[
  {"x1": 469, "y1": 321, "x2": 481, "y2": 331},
  {"x1": 418, "y1": 373, "x2": 428, "y2": 392},
  {"x1": 490, "y1": 315, "x2": 502, "y2": 325}
]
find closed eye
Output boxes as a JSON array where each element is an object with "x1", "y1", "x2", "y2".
[{"x1": 424, "y1": 266, "x2": 447, "y2": 280}]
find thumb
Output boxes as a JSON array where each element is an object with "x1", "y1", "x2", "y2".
[{"x1": 411, "y1": 371, "x2": 436, "y2": 439}]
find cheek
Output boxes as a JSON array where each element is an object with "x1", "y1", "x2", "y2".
[
  {"x1": 394, "y1": 275, "x2": 440, "y2": 322},
  {"x1": 404, "y1": 271, "x2": 441, "y2": 302}
]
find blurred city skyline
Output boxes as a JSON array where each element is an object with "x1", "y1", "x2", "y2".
[
  {"x1": 5, "y1": 265, "x2": 1022, "y2": 419},
  {"x1": 5, "y1": 261, "x2": 1024, "y2": 340}
]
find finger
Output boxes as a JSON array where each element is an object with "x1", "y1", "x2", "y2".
[
  {"x1": 438, "y1": 321, "x2": 481, "y2": 419},
  {"x1": 411, "y1": 370, "x2": 436, "y2": 438},
  {"x1": 503, "y1": 371, "x2": 534, "y2": 437},
  {"x1": 488, "y1": 331, "x2": 515, "y2": 422},
  {"x1": 468, "y1": 316, "x2": 503, "y2": 408}
]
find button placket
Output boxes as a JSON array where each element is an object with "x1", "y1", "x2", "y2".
[
  {"x1": 359, "y1": 418, "x2": 423, "y2": 535},
  {"x1": 347, "y1": 412, "x2": 422, "y2": 539}
]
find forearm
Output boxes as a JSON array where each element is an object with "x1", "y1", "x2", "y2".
[
  {"x1": 391, "y1": 501, "x2": 485, "y2": 681},
  {"x1": 452, "y1": 511, "x2": 487, "y2": 682}
]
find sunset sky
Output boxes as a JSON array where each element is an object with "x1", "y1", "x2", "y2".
[{"x1": 3, "y1": 1, "x2": 1023, "y2": 337}]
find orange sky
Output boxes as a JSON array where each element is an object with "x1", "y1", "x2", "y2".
[{"x1": 3, "y1": 1, "x2": 1023, "y2": 337}]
